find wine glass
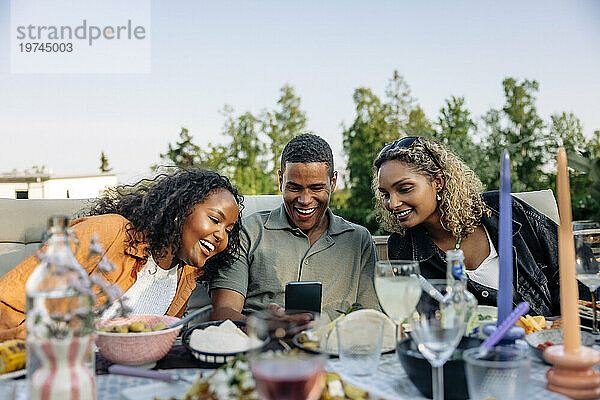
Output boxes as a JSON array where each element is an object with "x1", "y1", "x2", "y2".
[
  {"x1": 574, "y1": 229, "x2": 600, "y2": 335},
  {"x1": 374, "y1": 260, "x2": 421, "y2": 373},
  {"x1": 246, "y1": 309, "x2": 328, "y2": 400},
  {"x1": 409, "y1": 279, "x2": 467, "y2": 400}
]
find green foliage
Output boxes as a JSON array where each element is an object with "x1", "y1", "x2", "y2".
[
  {"x1": 24, "y1": 165, "x2": 48, "y2": 175},
  {"x1": 478, "y1": 78, "x2": 552, "y2": 192},
  {"x1": 155, "y1": 86, "x2": 307, "y2": 195},
  {"x1": 568, "y1": 151, "x2": 600, "y2": 221},
  {"x1": 154, "y1": 75, "x2": 600, "y2": 232},
  {"x1": 157, "y1": 127, "x2": 201, "y2": 169},
  {"x1": 99, "y1": 151, "x2": 112, "y2": 173},
  {"x1": 405, "y1": 106, "x2": 436, "y2": 137},
  {"x1": 262, "y1": 85, "x2": 307, "y2": 176},
  {"x1": 342, "y1": 71, "x2": 418, "y2": 209},
  {"x1": 329, "y1": 206, "x2": 381, "y2": 235},
  {"x1": 329, "y1": 187, "x2": 349, "y2": 210},
  {"x1": 219, "y1": 107, "x2": 273, "y2": 194},
  {"x1": 551, "y1": 112, "x2": 587, "y2": 155},
  {"x1": 434, "y1": 96, "x2": 483, "y2": 172}
]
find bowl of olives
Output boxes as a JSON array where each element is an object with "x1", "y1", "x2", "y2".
[{"x1": 95, "y1": 315, "x2": 181, "y2": 366}]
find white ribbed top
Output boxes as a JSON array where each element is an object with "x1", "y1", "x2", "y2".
[
  {"x1": 465, "y1": 225, "x2": 499, "y2": 290},
  {"x1": 101, "y1": 255, "x2": 178, "y2": 319}
]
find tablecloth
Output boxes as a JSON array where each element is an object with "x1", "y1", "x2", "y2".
[{"x1": 8, "y1": 352, "x2": 570, "y2": 400}]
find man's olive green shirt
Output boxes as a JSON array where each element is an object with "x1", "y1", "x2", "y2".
[{"x1": 210, "y1": 205, "x2": 380, "y2": 317}]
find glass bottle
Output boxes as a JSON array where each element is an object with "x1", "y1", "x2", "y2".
[
  {"x1": 25, "y1": 215, "x2": 95, "y2": 380},
  {"x1": 445, "y1": 249, "x2": 478, "y2": 336}
]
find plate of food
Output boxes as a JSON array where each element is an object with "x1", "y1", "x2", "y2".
[
  {"x1": 578, "y1": 299, "x2": 599, "y2": 323},
  {"x1": 469, "y1": 305, "x2": 498, "y2": 338},
  {"x1": 515, "y1": 314, "x2": 549, "y2": 334},
  {"x1": 122, "y1": 356, "x2": 374, "y2": 400},
  {"x1": 0, "y1": 339, "x2": 27, "y2": 380},
  {"x1": 293, "y1": 309, "x2": 397, "y2": 356},
  {"x1": 525, "y1": 328, "x2": 596, "y2": 364}
]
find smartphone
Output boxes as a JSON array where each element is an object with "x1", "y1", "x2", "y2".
[{"x1": 285, "y1": 281, "x2": 322, "y2": 314}]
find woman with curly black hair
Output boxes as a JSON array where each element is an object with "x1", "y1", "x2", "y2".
[
  {"x1": 374, "y1": 137, "x2": 560, "y2": 316},
  {"x1": 0, "y1": 168, "x2": 243, "y2": 340}
]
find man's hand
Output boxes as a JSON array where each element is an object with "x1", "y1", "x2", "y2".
[{"x1": 264, "y1": 303, "x2": 314, "y2": 337}]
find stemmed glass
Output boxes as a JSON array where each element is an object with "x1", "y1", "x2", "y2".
[
  {"x1": 374, "y1": 260, "x2": 422, "y2": 373},
  {"x1": 409, "y1": 280, "x2": 467, "y2": 400},
  {"x1": 574, "y1": 229, "x2": 600, "y2": 335},
  {"x1": 246, "y1": 309, "x2": 328, "y2": 400}
]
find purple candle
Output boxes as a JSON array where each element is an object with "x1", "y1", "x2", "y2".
[{"x1": 498, "y1": 149, "x2": 513, "y2": 325}]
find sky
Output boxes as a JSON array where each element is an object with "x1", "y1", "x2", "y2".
[{"x1": 1, "y1": 0, "x2": 599, "y2": 184}]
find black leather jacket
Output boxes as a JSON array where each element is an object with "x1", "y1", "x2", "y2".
[{"x1": 387, "y1": 191, "x2": 562, "y2": 316}]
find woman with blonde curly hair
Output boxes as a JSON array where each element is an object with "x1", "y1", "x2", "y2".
[{"x1": 373, "y1": 136, "x2": 560, "y2": 316}]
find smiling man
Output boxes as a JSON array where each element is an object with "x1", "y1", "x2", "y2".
[{"x1": 210, "y1": 134, "x2": 380, "y2": 320}]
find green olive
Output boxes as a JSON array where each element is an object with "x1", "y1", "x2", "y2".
[
  {"x1": 114, "y1": 325, "x2": 129, "y2": 333},
  {"x1": 128, "y1": 322, "x2": 146, "y2": 332},
  {"x1": 152, "y1": 322, "x2": 167, "y2": 331}
]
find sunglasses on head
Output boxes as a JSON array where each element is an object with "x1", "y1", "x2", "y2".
[{"x1": 378, "y1": 136, "x2": 442, "y2": 171}]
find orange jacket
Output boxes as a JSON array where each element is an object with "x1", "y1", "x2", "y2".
[{"x1": 0, "y1": 214, "x2": 200, "y2": 341}]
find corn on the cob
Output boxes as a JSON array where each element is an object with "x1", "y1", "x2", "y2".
[{"x1": 0, "y1": 339, "x2": 26, "y2": 374}]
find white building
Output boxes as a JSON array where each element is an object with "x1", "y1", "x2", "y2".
[{"x1": 0, "y1": 173, "x2": 118, "y2": 199}]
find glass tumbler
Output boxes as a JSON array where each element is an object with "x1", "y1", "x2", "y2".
[
  {"x1": 335, "y1": 314, "x2": 384, "y2": 376},
  {"x1": 463, "y1": 346, "x2": 531, "y2": 400}
]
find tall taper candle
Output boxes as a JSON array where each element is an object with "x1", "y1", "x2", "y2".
[
  {"x1": 556, "y1": 147, "x2": 580, "y2": 352},
  {"x1": 498, "y1": 149, "x2": 513, "y2": 325}
]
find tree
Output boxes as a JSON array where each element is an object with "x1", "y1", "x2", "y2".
[
  {"x1": 479, "y1": 78, "x2": 550, "y2": 191},
  {"x1": 500, "y1": 78, "x2": 549, "y2": 191},
  {"x1": 158, "y1": 127, "x2": 202, "y2": 168},
  {"x1": 99, "y1": 151, "x2": 112, "y2": 173},
  {"x1": 154, "y1": 86, "x2": 308, "y2": 195},
  {"x1": 220, "y1": 106, "x2": 273, "y2": 194},
  {"x1": 262, "y1": 85, "x2": 307, "y2": 176},
  {"x1": 478, "y1": 109, "x2": 505, "y2": 190},
  {"x1": 342, "y1": 71, "x2": 427, "y2": 209},
  {"x1": 433, "y1": 96, "x2": 485, "y2": 179},
  {"x1": 568, "y1": 150, "x2": 600, "y2": 221},
  {"x1": 384, "y1": 70, "x2": 416, "y2": 131},
  {"x1": 590, "y1": 130, "x2": 600, "y2": 158},
  {"x1": 342, "y1": 88, "x2": 390, "y2": 209},
  {"x1": 24, "y1": 165, "x2": 48, "y2": 175},
  {"x1": 550, "y1": 112, "x2": 586, "y2": 155},
  {"x1": 405, "y1": 106, "x2": 435, "y2": 137}
]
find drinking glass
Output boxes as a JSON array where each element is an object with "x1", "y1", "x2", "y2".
[
  {"x1": 246, "y1": 309, "x2": 327, "y2": 400},
  {"x1": 409, "y1": 280, "x2": 467, "y2": 400},
  {"x1": 374, "y1": 260, "x2": 421, "y2": 373},
  {"x1": 335, "y1": 314, "x2": 384, "y2": 376},
  {"x1": 463, "y1": 346, "x2": 530, "y2": 400},
  {"x1": 574, "y1": 229, "x2": 600, "y2": 335}
]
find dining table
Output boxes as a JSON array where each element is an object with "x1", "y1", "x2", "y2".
[{"x1": 6, "y1": 342, "x2": 573, "y2": 400}]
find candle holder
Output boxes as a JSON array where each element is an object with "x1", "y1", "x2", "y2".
[
  {"x1": 482, "y1": 324, "x2": 525, "y2": 344},
  {"x1": 544, "y1": 345, "x2": 600, "y2": 399}
]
